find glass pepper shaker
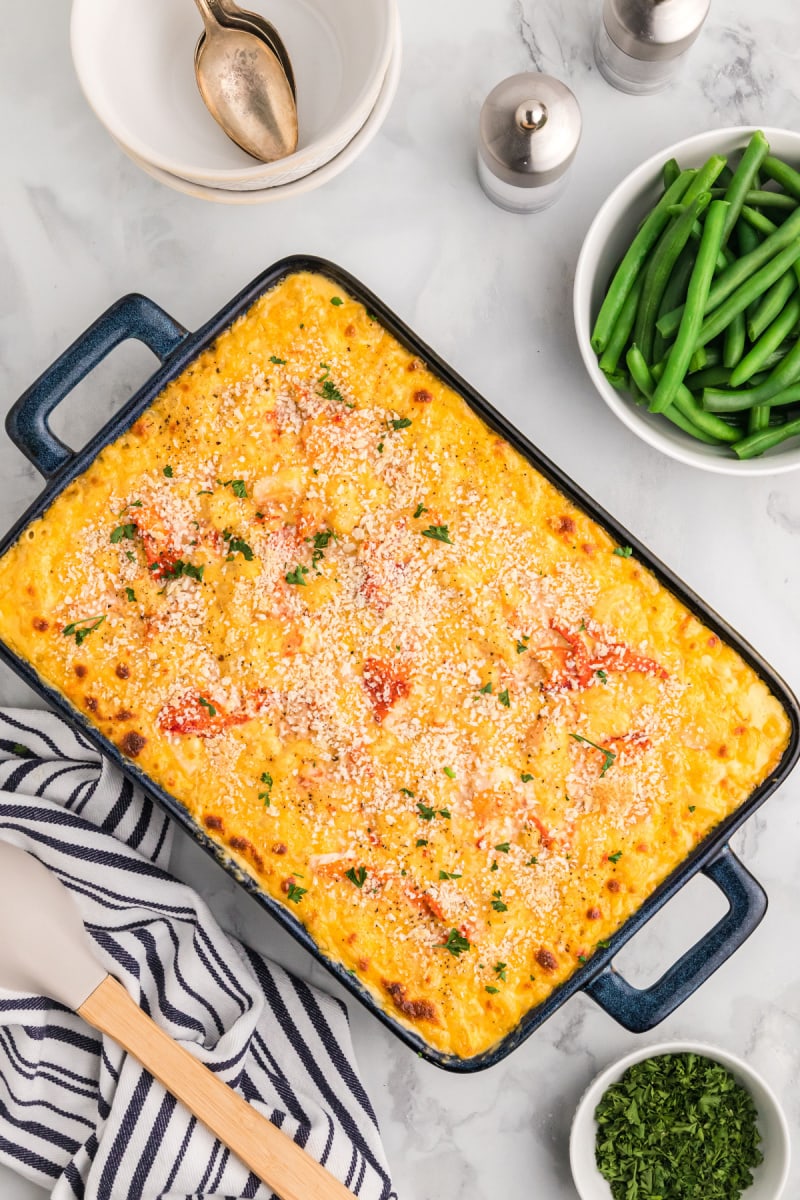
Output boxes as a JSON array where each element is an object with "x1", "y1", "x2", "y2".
[
  {"x1": 477, "y1": 72, "x2": 582, "y2": 214},
  {"x1": 595, "y1": 0, "x2": 712, "y2": 95}
]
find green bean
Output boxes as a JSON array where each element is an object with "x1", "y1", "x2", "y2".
[
  {"x1": 747, "y1": 272, "x2": 797, "y2": 342},
  {"x1": 650, "y1": 357, "x2": 739, "y2": 441},
  {"x1": 682, "y1": 155, "x2": 728, "y2": 205},
  {"x1": 663, "y1": 158, "x2": 681, "y2": 189},
  {"x1": 748, "y1": 403, "x2": 771, "y2": 435},
  {"x1": 710, "y1": 188, "x2": 797, "y2": 210},
  {"x1": 606, "y1": 370, "x2": 629, "y2": 390},
  {"x1": 694, "y1": 238, "x2": 800, "y2": 348},
  {"x1": 739, "y1": 205, "x2": 778, "y2": 237},
  {"x1": 761, "y1": 155, "x2": 800, "y2": 201},
  {"x1": 703, "y1": 341, "x2": 800, "y2": 409},
  {"x1": 653, "y1": 243, "x2": 695, "y2": 361},
  {"x1": 650, "y1": 201, "x2": 729, "y2": 414},
  {"x1": 723, "y1": 311, "x2": 746, "y2": 368},
  {"x1": 737, "y1": 219, "x2": 763, "y2": 327},
  {"x1": 720, "y1": 130, "x2": 770, "y2": 244},
  {"x1": 688, "y1": 345, "x2": 711, "y2": 373},
  {"x1": 677, "y1": 215, "x2": 732, "y2": 271},
  {"x1": 730, "y1": 295, "x2": 800, "y2": 385},
  {"x1": 625, "y1": 346, "x2": 724, "y2": 444},
  {"x1": 656, "y1": 203, "x2": 800, "y2": 336},
  {"x1": 599, "y1": 275, "x2": 645, "y2": 374},
  {"x1": 686, "y1": 365, "x2": 737, "y2": 390},
  {"x1": 734, "y1": 414, "x2": 800, "y2": 458},
  {"x1": 591, "y1": 169, "x2": 695, "y2": 354},
  {"x1": 632, "y1": 193, "x2": 711, "y2": 364}
]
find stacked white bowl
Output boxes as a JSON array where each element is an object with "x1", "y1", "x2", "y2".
[{"x1": 71, "y1": 0, "x2": 400, "y2": 204}]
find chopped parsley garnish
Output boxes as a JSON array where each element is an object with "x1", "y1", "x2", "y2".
[
  {"x1": 285, "y1": 564, "x2": 309, "y2": 586},
  {"x1": 525, "y1": 856, "x2": 538, "y2": 866},
  {"x1": 494, "y1": 842, "x2": 510, "y2": 854},
  {"x1": 440, "y1": 808, "x2": 451, "y2": 819},
  {"x1": 421, "y1": 524, "x2": 453, "y2": 544},
  {"x1": 197, "y1": 489, "x2": 213, "y2": 496},
  {"x1": 377, "y1": 442, "x2": 384, "y2": 454},
  {"x1": 608, "y1": 851, "x2": 623, "y2": 864},
  {"x1": 613, "y1": 545, "x2": 633, "y2": 557},
  {"x1": 480, "y1": 681, "x2": 493, "y2": 694},
  {"x1": 490, "y1": 860, "x2": 498, "y2": 871},
  {"x1": 688, "y1": 805, "x2": 696, "y2": 812},
  {"x1": 307, "y1": 530, "x2": 336, "y2": 571},
  {"x1": 485, "y1": 985, "x2": 499, "y2": 994},
  {"x1": 124, "y1": 587, "x2": 136, "y2": 603},
  {"x1": 163, "y1": 465, "x2": 173, "y2": 478},
  {"x1": 390, "y1": 417, "x2": 412, "y2": 430},
  {"x1": 198, "y1": 696, "x2": 217, "y2": 717},
  {"x1": 439, "y1": 870, "x2": 462, "y2": 881},
  {"x1": 219, "y1": 479, "x2": 247, "y2": 498},
  {"x1": 62, "y1": 615, "x2": 106, "y2": 646},
  {"x1": 400, "y1": 787, "x2": 415, "y2": 797},
  {"x1": 222, "y1": 530, "x2": 254, "y2": 562},
  {"x1": 269, "y1": 355, "x2": 286, "y2": 364},
  {"x1": 596, "y1": 939, "x2": 610, "y2": 949},
  {"x1": 438, "y1": 929, "x2": 470, "y2": 957},
  {"x1": 596, "y1": 669, "x2": 608, "y2": 684},
  {"x1": 491, "y1": 890, "x2": 508, "y2": 912},
  {"x1": 570, "y1": 732, "x2": 616, "y2": 777},
  {"x1": 110, "y1": 523, "x2": 137, "y2": 544},
  {"x1": 416, "y1": 838, "x2": 428, "y2": 847},
  {"x1": 286, "y1": 883, "x2": 307, "y2": 903},
  {"x1": 346, "y1": 866, "x2": 367, "y2": 888},
  {"x1": 498, "y1": 688, "x2": 510, "y2": 707},
  {"x1": 516, "y1": 642, "x2": 528, "y2": 654},
  {"x1": 417, "y1": 801, "x2": 436, "y2": 820},
  {"x1": 521, "y1": 773, "x2": 534, "y2": 783},
  {"x1": 413, "y1": 503, "x2": 428, "y2": 518},
  {"x1": 330, "y1": 296, "x2": 344, "y2": 306},
  {"x1": 595, "y1": 1052, "x2": 763, "y2": 1200},
  {"x1": 259, "y1": 771, "x2": 273, "y2": 805},
  {"x1": 494, "y1": 962, "x2": 507, "y2": 980},
  {"x1": 578, "y1": 954, "x2": 587, "y2": 964},
  {"x1": 159, "y1": 560, "x2": 205, "y2": 582},
  {"x1": 125, "y1": 550, "x2": 135, "y2": 562},
  {"x1": 443, "y1": 766, "x2": 456, "y2": 779}
]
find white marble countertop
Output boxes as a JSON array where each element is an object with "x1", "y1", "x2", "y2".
[{"x1": 2, "y1": 2, "x2": 799, "y2": 1197}]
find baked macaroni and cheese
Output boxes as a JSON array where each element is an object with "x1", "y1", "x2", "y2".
[{"x1": 0, "y1": 271, "x2": 790, "y2": 1058}]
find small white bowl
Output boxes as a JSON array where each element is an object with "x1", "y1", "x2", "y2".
[
  {"x1": 70, "y1": 0, "x2": 396, "y2": 189},
  {"x1": 570, "y1": 1041, "x2": 791, "y2": 1200},
  {"x1": 114, "y1": 34, "x2": 401, "y2": 206},
  {"x1": 574, "y1": 126, "x2": 800, "y2": 476}
]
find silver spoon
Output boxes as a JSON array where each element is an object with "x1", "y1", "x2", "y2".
[
  {"x1": 193, "y1": 0, "x2": 298, "y2": 163},
  {"x1": 0, "y1": 841, "x2": 356, "y2": 1200},
  {"x1": 213, "y1": 0, "x2": 296, "y2": 99}
]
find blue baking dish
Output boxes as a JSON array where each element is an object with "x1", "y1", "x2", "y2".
[{"x1": 2, "y1": 255, "x2": 798, "y2": 1071}]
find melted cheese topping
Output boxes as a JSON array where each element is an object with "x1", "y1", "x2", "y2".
[{"x1": 0, "y1": 271, "x2": 790, "y2": 1059}]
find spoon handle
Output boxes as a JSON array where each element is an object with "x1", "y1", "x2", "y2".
[
  {"x1": 78, "y1": 976, "x2": 357, "y2": 1200},
  {"x1": 193, "y1": 0, "x2": 232, "y2": 31}
]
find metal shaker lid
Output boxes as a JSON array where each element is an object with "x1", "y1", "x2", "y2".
[
  {"x1": 603, "y1": 0, "x2": 711, "y2": 61},
  {"x1": 478, "y1": 73, "x2": 582, "y2": 189}
]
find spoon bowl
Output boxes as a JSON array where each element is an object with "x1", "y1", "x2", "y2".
[{"x1": 212, "y1": 0, "x2": 296, "y2": 97}]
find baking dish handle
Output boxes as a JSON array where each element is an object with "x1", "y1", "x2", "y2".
[
  {"x1": 583, "y1": 845, "x2": 766, "y2": 1033},
  {"x1": 7, "y1": 294, "x2": 188, "y2": 478}
]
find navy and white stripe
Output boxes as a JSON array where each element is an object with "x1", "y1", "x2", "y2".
[{"x1": 0, "y1": 709, "x2": 397, "y2": 1200}]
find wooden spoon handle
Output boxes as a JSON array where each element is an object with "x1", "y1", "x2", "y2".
[{"x1": 78, "y1": 976, "x2": 356, "y2": 1200}]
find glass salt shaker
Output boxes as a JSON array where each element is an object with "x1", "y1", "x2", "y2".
[
  {"x1": 595, "y1": 0, "x2": 711, "y2": 95},
  {"x1": 477, "y1": 73, "x2": 582, "y2": 214}
]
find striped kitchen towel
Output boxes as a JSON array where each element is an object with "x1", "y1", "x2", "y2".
[{"x1": 0, "y1": 708, "x2": 396, "y2": 1200}]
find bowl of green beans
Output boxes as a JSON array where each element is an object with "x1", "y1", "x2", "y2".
[{"x1": 574, "y1": 127, "x2": 800, "y2": 474}]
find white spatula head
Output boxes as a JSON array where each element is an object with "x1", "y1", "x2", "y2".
[{"x1": 0, "y1": 840, "x2": 107, "y2": 1010}]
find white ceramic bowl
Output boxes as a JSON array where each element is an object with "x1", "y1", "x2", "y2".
[
  {"x1": 570, "y1": 1041, "x2": 791, "y2": 1200},
  {"x1": 574, "y1": 126, "x2": 800, "y2": 476},
  {"x1": 71, "y1": 0, "x2": 396, "y2": 189},
  {"x1": 115, "y1": 31, "x2": 401, "y2": 206}
]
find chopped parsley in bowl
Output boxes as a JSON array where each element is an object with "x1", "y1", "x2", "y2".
[{"x1": 570, "y1": 1042, "x2": 790, "y2": 1200}]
